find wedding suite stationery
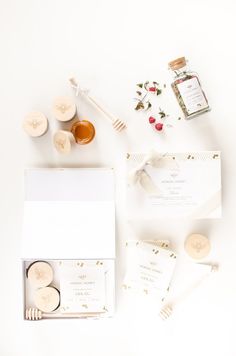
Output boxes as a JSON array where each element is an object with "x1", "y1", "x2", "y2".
[
  {"x1": 127, "y1": 151, "x2": 221, "y2": 219},
  {"x1": 22, "y1": 168, "x2": 115, "y2": 320},
  {"x1": 59, "y1": 260, "x2": 108, "y2": 314},
  {"x1": 123, "y1": 240, "x2": 177, "y2": 302}
]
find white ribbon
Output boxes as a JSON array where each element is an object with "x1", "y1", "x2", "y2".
[
  {"x1": 128, "y1": 151, "x2": 177, "y2": 195},
  {"x1": 69, "y1": 77, "x2": 89, "y2": 97}
]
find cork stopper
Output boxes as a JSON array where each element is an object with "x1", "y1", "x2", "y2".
[{"x1": 168, "y1": 57, "x2": 186, "y2": 70}]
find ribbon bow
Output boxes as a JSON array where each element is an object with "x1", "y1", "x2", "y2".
[
  {"x1": 128, "y1": 151, "x2": 177, "y2": 195},
  {"x1": 69, "y1": 77, "x2": 89, "y2": 97}
]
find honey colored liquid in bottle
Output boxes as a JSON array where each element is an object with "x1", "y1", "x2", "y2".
[{"x1": 168, "y1": 57, "x2": 210, "y2": 119}]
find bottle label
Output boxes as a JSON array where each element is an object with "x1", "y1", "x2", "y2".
[{"x1": 177, "y1": 77, "x2": 208, "y2": 115}]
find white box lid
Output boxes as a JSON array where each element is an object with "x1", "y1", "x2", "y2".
[{"x1": 21, "y1": 168, "x2": 115, "y2": 260}]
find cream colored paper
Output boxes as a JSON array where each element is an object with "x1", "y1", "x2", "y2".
[
  {"x1": 127, "y1": 151, "x2": 221, "y2": 219},
  {"x1": 59, "y1": 260, "x2": 106, "y2": 314},
  {"x1": 123, "y1": 241, "x2": 177, "y2": 302}
]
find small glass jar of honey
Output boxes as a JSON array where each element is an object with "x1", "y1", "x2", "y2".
[{"x1": 71, "y1": 120, "x2": 95, "y2": 144}]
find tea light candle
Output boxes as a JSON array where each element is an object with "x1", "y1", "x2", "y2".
[
  {"x1": 23, "y1": 111, "x2": 48, "y2": 137},
  {"x1": 53, "y1": 130, "x2": 75, "y2": 154},
  {"x1": 71, "y1": 120, "x2": 95, "y2": 144},
  {"x1": 27, "y1": 261, "x2": 54, "y2": 288},
  {"x1": 52, "y1": 96, "x2": 76, "y2": 122},
  {"x1": 185, "y1": 234, "x2": 211, "y2": 260},
  {"x1": 34, "y1": 286, "x2": 60, "y2": 313}
]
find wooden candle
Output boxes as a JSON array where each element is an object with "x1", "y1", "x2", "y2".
[
  {"x1": 52, "y1": 96, "x2": 76, "y2": 122},
  {"x1": 53, "y1": 130, "x2": 75, "y2": 154},
  {"x1": 27, "y1": 261, "x2": 54, "y2": 288},
  {"x1": 185, "y1": 234, "x2": 211, "y2": 260},
  {"x1": 71, "y1": 120, "x2": 95, "y2": 145},
  {"x1": 23, "y1": 111, "x2": 48, "y2": 137},
  {"x1": 34, "y1": 286, "x2": 60, "y2": 313}
]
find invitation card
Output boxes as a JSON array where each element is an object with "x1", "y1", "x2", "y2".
[
  {"x1": 123, "y1": 241, "x2": 177, "y2": 302},
  {"x1": 59, "y1": 260, "x2": 106, "y2": 314},
  {"x1": 127, "y1": 151, "x2": 221, "y2": 218}
]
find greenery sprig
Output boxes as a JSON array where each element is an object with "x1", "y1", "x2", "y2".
[
  {"x1": 134, "y1": 80, "x2": 182, "y2": 132},
  {"x1": 134, "y1": 81, "x2": 162, "y2": 111}
]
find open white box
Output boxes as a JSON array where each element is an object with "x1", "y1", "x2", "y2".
[{"x1": 21, "y1": 168, "x2": 115, "y2": 320}]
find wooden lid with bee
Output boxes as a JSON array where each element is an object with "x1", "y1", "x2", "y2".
[
  {"x1": 185, "y1": 234, "x2": 211, "y2": 260},
  {"x1": 53, "y1": 130, "x2": 75, "y2": 154},
  {"x1": 27, "y1": 261, "x2": 54, "y2": 288},
  {"x1": 34, "y1": 286, "x2": 60, "y2": 312},
  {"x1": 23, "y1": 111, "x2": 48, "y2": 137},
  {"x1": 52, "y1": 96, "x2": 76, "y2": 122}
]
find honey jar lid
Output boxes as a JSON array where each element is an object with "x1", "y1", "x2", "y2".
[
  {"x1": 23, "y1": 111, "x2": 48, "y2": 137},
  {"x1": 168, "y1": 57, "x2": 186, "y2": 70},
  {"x1": 53, "y1": 130, "x2": 75, "y2": 154},
  {"x1": 184, "y1": 234, "x2": 211, "y2": 260},
  {"x1": 52, "y1": 96, "x2": 76, "y2": 122},
  {"x1": 34, "y1": 286, "x2": 60, "y2": 313},
  {"x1": 27, "y1": 261, "x2": 54, "y2": 288}
]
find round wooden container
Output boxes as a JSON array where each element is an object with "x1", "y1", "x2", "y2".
[
  {"x1": 52, "y1": 96, "x2": 76, "y2": 122},
  {"x1": 27, "y1": 261, "x2": 54, "y2": 288},
  {"x1": 53, "y1": 130, "x2": 75, "y2": 154},
  {"x1": 71, "y1": 120, "x2": 95, "y2": 144},
  {"x1": 23, "y1": 111, "x2": 48, "y2": 137},
  {"x1": 34, "y1": 286, "x2": 60, "y2": 313},
  {"x1": 185, "y1": 234, "x2": 211, "y2": 260}
]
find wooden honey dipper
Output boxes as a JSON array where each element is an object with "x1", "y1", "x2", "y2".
[
  {"x1": 25, "y1": 308, "x2": 104, "y2": 320},
  {"x1": 159, "y1": 264, "x2": 218, "y2": 321},
  {"x1": 69, "y1": 77, "x2": 126, "y2": 132}
]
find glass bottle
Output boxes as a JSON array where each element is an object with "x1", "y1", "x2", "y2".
[{"x1": 168, "y1": 57, "x2": 210, "y2": 119}]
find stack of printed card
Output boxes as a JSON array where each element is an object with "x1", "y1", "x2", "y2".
[
  {"x1": 59, "y1": 260, "x2": 112, "y2": 315},
  {"x1": 123, "y1": 240, "x2": 177, "y2": 303},
  {"x1": 127, "y1": 151, "x2": 221, "y2": 219}
]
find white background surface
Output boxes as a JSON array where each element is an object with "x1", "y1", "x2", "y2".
[{"x1": 1, "y1": 0, "x2": 236, "y2": 355}]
